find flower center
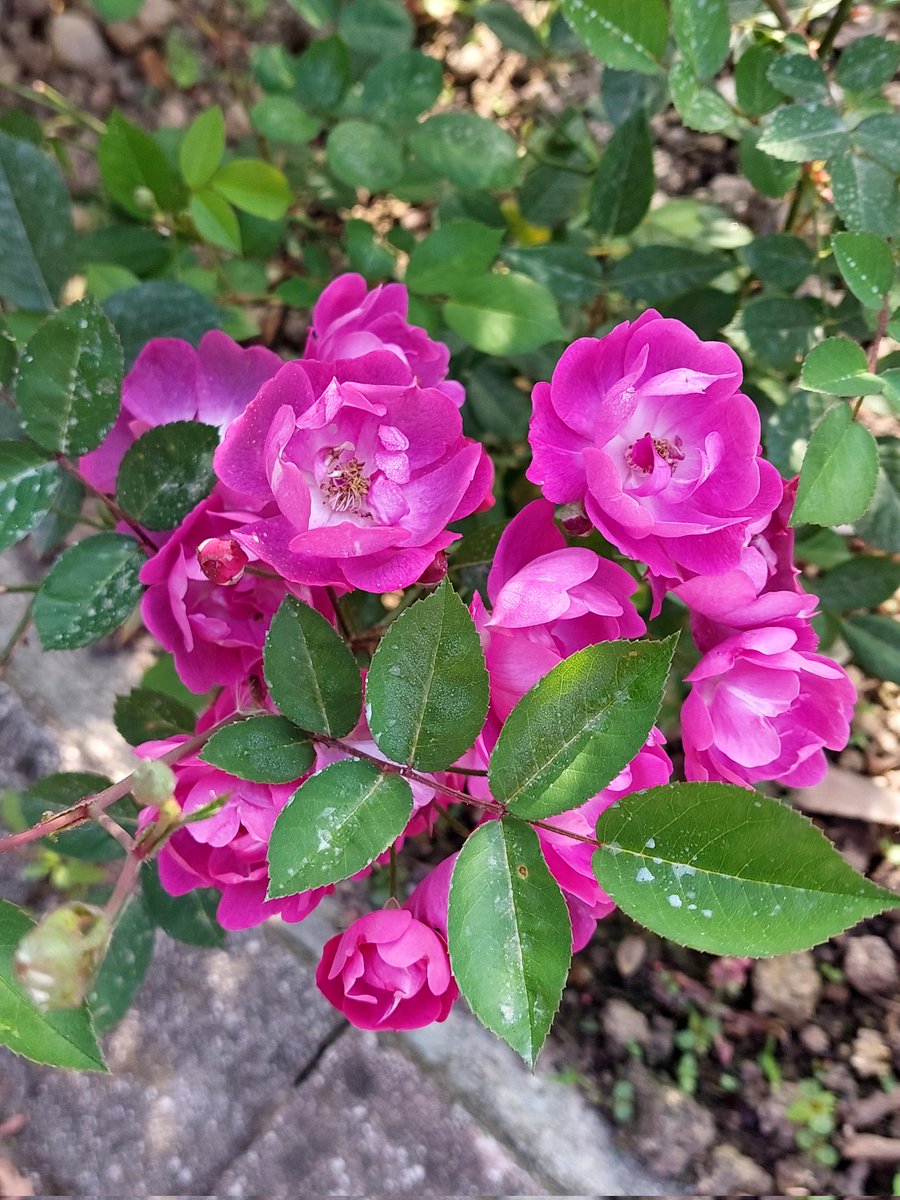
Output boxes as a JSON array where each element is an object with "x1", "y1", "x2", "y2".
[
  {"x1": 626, "y1": 432, "x2": 685, "y2": 474},
  {"x1": 322, "y1": 447, "x2": 370, "y2": 514}
]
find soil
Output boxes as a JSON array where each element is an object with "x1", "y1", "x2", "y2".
[{"x1": 3, "y1": 2, "x2": 900, "y2": 1194}]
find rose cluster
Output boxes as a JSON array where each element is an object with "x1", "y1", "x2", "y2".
[{"x1": 84, "y1": 278, "x2": 855, "y2": 1034}]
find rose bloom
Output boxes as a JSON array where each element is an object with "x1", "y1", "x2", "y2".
[
  {"x1": 304, "y1": 273, "x2": 463, "y2": 403},
  {"x1": 681, "y1": 626, "x2": 856, "y2": 789},
  {"x1": 80, "y1": 332, "x2": 281, "y2": 493},
  {"x1": 316, "y1": 909, "x2": 458, "y2": 1031},
  {"x1": 527, "y1": 312, "x2": 783, "y2": 585},
  {"x1": 215, "y1": 351, "x2": 493, "y2": 592},
  {"x1": 471, "y1": 499, "x2": 645, "y2": 747}
]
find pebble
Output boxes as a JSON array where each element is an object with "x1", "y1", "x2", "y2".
[
  {"x1": 48, "y1": 12, "x2": 111, "y2": 70},
  {"x1": 752, "y1": 951, "x2": 822, "y2": 1024},
  {"x1": 137, "y1": 0, "x2": 178, "y2": 36},
  {"x1": 844, "y1": 935, "x2": 899, "y2": 997},
  {"x1": 601, "y1": 998, "x2": 651, "y2": 1056},
  {"x1": 696, "y1": 1143, "x2": 774, "y2": 1195},
  {"x1": 799, "y1": 1023, "x2": 830, "y2": 1056},
  {"x1": 850, "y1": 1027, "x2": 892, "y2": 1079}
]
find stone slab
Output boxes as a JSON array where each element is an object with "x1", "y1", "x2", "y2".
[{"x1": 215, "y1": 1025, "x2": 545, "y2": 1196}]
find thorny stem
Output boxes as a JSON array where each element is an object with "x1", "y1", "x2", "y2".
[
  {"x1": 817, "y1": 0, "x2": 853, "y2": 59},
  {"x1": 762, "y1": 0, "x2": 793, "y2": 30},
  {"x1": 853, "y1": 297, "x2": 892, "y2": 420},
  {"x1": 103, "y1": 853, "x2": 142, "y2": 922},
  {"x1": 0, "y1": 713, "x2": 244, "y2": 853},
  {"x1": 0, "y1": 597, "x2": 34, "y2": 680},
  {"x1": 55, "y1": 455, "x2": 158, "y2": 555}
]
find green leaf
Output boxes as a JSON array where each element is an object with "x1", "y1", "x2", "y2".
[
  {"x1": 14, "y1": 771, "x2": 134, "y2": 862},
  {"x1": 406, "y1": 220, "x2": 504, "y2": 296},
  {"x1": 757, "y1": 101, "x2": 848, "y2": 163},
  {"x1": 836, "y1": 35, "x2": 900, "y2": 94},
  {"x1": 814, "y1": 556, "x2": 900, "y2": 613},
  {"x1": 489, "y1": 636, "x2": 676, "y2": 820},
  {"x1": 367, "y1": 580, "x2": 489, "y2": 771},
  {"x1": 200, "y1": 715, "x2": 314, "y2": 783},
  {"x1": 0, "y1": 900, "x2": 106, "y2": 1070},
  {"x1": 742, "y1": 296, "x2": 819, "y2": 369},
  {"x1": 98, "y1": 111, "x2": 185, "y2": 217},
  {"x1": 444, "y1": 273, "x2": 563, "y2": 355},
  {"x1": 34, "y1": 532, "x2": 143, "y2": 650},
  {"x1": 594, "y1": 783, "x2": 898, "y2": 956},
  {"x1": 0, "y1": 440, "x2": 60, "y2": 554},
  {"x1": 611, "y1": 245, "x2": 729, "y2": 302},
  {"x1": 359, "y1": 50, "x2": 443, "y2": 126},
  {"x1": 739, "y1": 129, "x2": 800, "y2": 198},
  {"x1": 267, "y1": 760, "x2": 413, "y2": 896},
  {"x1": 518, "y1": 163, "x2": 588, "y2": 227},
  {"x1": 669, "y1": 61, "x2": 733, "y2": 133},
  {"x1": 337, "y1": 0, "x2": 413, "y2": 56},
  {"x1": 601, "y1": 68, "x2": 668, "y2": 126},
  {"x1": 0, "y1": 130, "x2": 73, "y2": 310},
  {"x1": 104, "y1": 282, "x2": 221, "y2": 369},
  {"x1": 179, "y1": 106, "x2": 226, "y2": 189},
  {"x1": 766, "y1": 53, "x2": 827, "y2": 101},
  {"x1": 448, "y1": 817, "x2": 571, "y2": 1067},
  {"x1": 734, "y1": 43, "x2": 783, "y2": 116},
  {"x1": 791, "y1": 404, "x2": 879, "y2": 528},
  {"x1": 800, "y1": 338, "x2": 884, "y2": 398},
  {"x1": 561, "y1": 0, "x2": 668, "y2": 75},
  {"x1": 852, "y1": 113, "x2": 900, "y2": 174},
  {"x1": 293, "y1": 36, "x2": 351, "y2": 114},
  {"x1": 250, "y1": 96, "x2": 322, "y2": 145},
  {"x1": 141, "y1": 867, "x2": 225, "y2": 947},
  {"x1": 410, "y1": 113, "x2": 519, "y2": 191},
  {"x1": 832, "y1": 233, "x2": 894, "y2": 310},
  {"x1": 189, "y1": 190, "x2": 242, "y2": 253},
  {"x1": 500, "y1": 244, "x2": 604, "y2": 303},
  {"x1": 327, "y1": 121, "x2": 404, "y2": 192},
  {"x1": 87, "y1": 892, "x2": 155, "y2": 1035},
  {"x1": 90, "y1": 0, "x2": 143, "y2": 18},
  {"x1": 15, "y1": 298, "x2": 123, "y2": 457},
  {"x1": 116, "y1": 421, "x2": 217, "y2": 530},
  {"x1": 590, "y1": 112, "x2": 653, "y2": 236},
  {"x1": 829, "y1": 154, "x2": 899, "y2": 239},
  {"x1": 345, "y1": 219, "x2": 393, "y2": 280},
  {"x1": 210, "y1": 159, "x2": 291, "y2": 220},
  {"x1": 738, "y1": 233, "x2": 813, "y2": 289},
  {"x1": 478, "y1": 2, "x2": 544, "y2": 57},
  {"x1": 263, "y1": 595, "x2": 362, "y2": 738},
  {"x1": 842, "y1": 615, "x2": 900, "y2": 684},
  {"x1": 114, "y1": 686, "x2": 197, "y2": 746},
  {"x1": 855, "y1": 439, "x2": 900, "y2": 554},
  {"x1": 671, "y1": 0, "x2": 729, "y2": 80}
]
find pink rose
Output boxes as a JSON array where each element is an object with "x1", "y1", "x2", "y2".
[
  {"x1": 471, "y1": 499, "x2": 645, "y2": 747},
  {"x1": 681, "y1": 627, "x2": 856, "y2": 788},
  {"x1": 405, "y1": 854, "x2": 456, "y2": 938},
  {"x1": 80, "y1": 332, "x2": 282, "y2": 493},
  {"x1": 304, "y1": 273, "x2": 463, "y2": 403},
  {"x1": 214, "y1": 354, "x2": 493, "y2": 591},
  {"x1": 527, "y1": 312, "x2": 783, "y2": 584},
  {"x1": 316, "y1": 909, "x2": 458, "y2": 1031},
  {"x1": 139, "y1": 486, "x2": 333, "y2": 693},
  {"x1": 674, "y1": 569, "x2": 819, "y2": 656},
  {"x1": 537, "y1": 808, "x2": 615, "y2": 951}
]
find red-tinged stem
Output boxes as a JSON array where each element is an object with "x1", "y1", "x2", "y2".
[
  {"x1": 853, "y1": 297, "x2": 891, "y2": 420},
  {"x1": 55, "y1": 455, "x2": 157, "y2": 555},
  {"x1": 104, "y1": 853, "x2": 142, "y2": 922}
]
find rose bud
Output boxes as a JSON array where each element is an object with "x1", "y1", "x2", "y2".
[
  {"x1": 197, "y1": 537, "x2": 248, "y2": 586},
  {"x1": 416, "y1": 551, "x2": 448, "y2": 587},
  {"x1": 14, "y1": 903, "x2": 111, "y2": 1011}
]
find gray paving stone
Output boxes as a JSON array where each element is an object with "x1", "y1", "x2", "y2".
[
  {"x1": 215, "y1": 1026, "x2": 545, "y2": 1196},
  {"x1": 8, "y1": 929, "x2": 343, "y2": 1194}
]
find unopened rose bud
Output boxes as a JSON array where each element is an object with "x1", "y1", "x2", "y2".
[
  {"x1": 15, "y1": 903, "x2": 111, "y2": 1011},
  {"x1": 557, "y1": 502, "x2": 592, "y2": 537},
  {"x1": 416, "y1": 551, "x2": 448, "y2": 586},
  {"x1": 197, "y1": 537, "x2": 248, "y2": 586},
  {"x1": 131, "y1": 758, "x2": 177, "y2": 808}
]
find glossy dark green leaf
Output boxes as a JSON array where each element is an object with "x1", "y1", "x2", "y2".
[
  {"x1": 854, "y1": 439, "x2": 900, "y2": 554},
  {"x1": 738, "y1": 129, "x2": 800, "y2": 198},
  {"x1": 337, "y1": 0, "x2": 413, "y2": 56},
  {"x1": 410, "y1": 113, "x2": 519, "y2": 191},
  {"x1": 0, "y1": 440, "x2": 60, "y2": 554},
  {"x1": 766, "y1": 53, "x2": 827, "y2": 101},
  {"x1": 114, "y1": 687, "x2": 197, "y2": 747},
  {"x1": 293, "y1": 36, "x2": 351, "y2": 114},
  {"x1": 595, "y1": 783, "x2": 898, "y2": 955},
  {"x1": 671, "y1": 0, "x2": 729, "y2": 80},
  {"x1": 836, "y1": 35, "x2": 900, "y2": 94},
  {"x1": 791, "y1": 404, "x2": 879, "y2": 528},
  {"x1": 561, "y1": 0, "x2": 667, "y2": 75},
  {"x1": 831, "y1": 233, "x2": 894, "y2": 310},
  {"x1": 250, "y1": 96, "x2": 322, "y2": 145},
  {"x1": 34, "y1": 533, "x2": 143, "y2": 651},
  {"x1": 478, "y1": 2, "x2": 544, "y2": 57},
  {"x1": 267, "y1": 760, "x2": 413, "y2": 895},
  {"x1": 738, "y1": 233, "x2": 813, "y2": 289},
  {"x1": 367, "y1": 580, "x2": 489, "y2": 771},
  {"x1": 0, "y1": 131, "x2": 73, "y2": 310},
  {"x1": 104, "y1": 282, "x2": 221, "y2": 369},
  {"x1": 15, "y1": 298, "x2": 123, "y2": 457},
  {"x1": 448, "y1": 817, "x2": 571, "y2": 1067},
  {"x1": 590, "y1": 112, "x2": 653, "y2": 236},
  {"x1": 814, "y1": 557, "x2": 900, "y2": 614},
  {"x1": 200, "y1": 715, "x2": 314, "y2": 783},
  {"x1": 358, "y1": 50, "x2": 443, "y2": 126},
  {"x1": 734, "y1": 44, "x2": 783, "y2": 116},
  {"x1": 489, "y1": 636, "x2": 677, "y2": 820},
  {"x1": 327, "y1": 121, "x2": 404, "y2": 192},
  {"x1": 842, "y1": 615, "x2": 900, "y2": 685},
  {"x1": 406, "y1": 221, "x2": 504, "y2": 297},
  {"x1": 611, "y1": 246, "x2": 729, "y2": 302},
  {"x1": 263, "y1": 596, "x2": 362, "y2": 738},
  {"x1": 444, "y1": 273, "x2": 564, "y2": 355},
  {"x1": 742, "y1": 296, "x2": 819, "y2": 369},
  {"x1": 141, "y1": 867, "x2": 225, "y2": 948},
  {"x1": 116, "y1": 421, "x2": 217, "y2": 530},
  {"x1": 0, "y1": 900, "x2": 106, "y2": 1070},
  {"x1": 829, "y1": 154, "x2": 899, "y2": 239},
  {"x1": 852, "y1": 113, "x2": 900, "y2": 173},
  {"x1": 87, "y1": 891, "x2": 155, "y2": 1035},
  {"x1": 669, "y1": 62, "x2": 733, "y2": 133},
  {"x1": 500, "y1": 244, "x2": 603, "y2": 303},
  {"x1": 757, "y1": 101, "x2": 848, "y2": 163},
  {"x1": 800, "y1": 338, "x2": 883, "y2": 398}
]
